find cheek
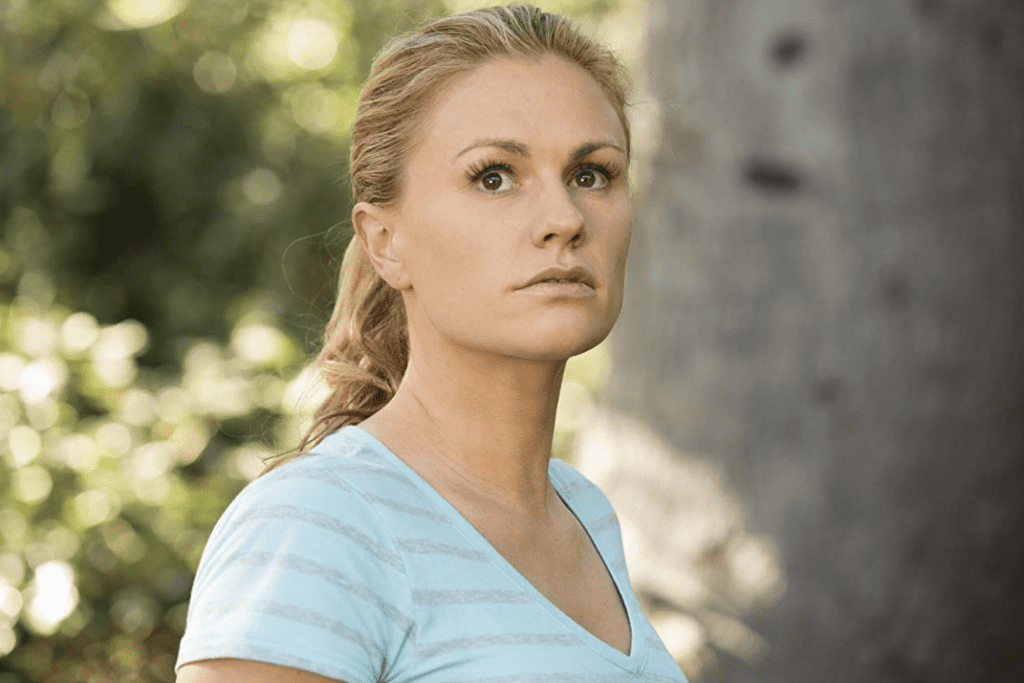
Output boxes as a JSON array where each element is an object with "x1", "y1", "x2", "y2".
[
  {"x1": 605, "y1": 203, "x2": 633, "y2": 277},
  {"x1": 603, "y1": 205, "x2": 632, "y2": 318},
  {"x1": 405, "y1": 206, "x2": 499, "y2": 309},
  {"x1": 404, "y1": 203, "x2": 457, "y2": 280}
]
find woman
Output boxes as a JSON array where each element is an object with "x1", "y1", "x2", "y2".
[{"x1": 175, "y1": 5, "x2": 687, "y2": 682}]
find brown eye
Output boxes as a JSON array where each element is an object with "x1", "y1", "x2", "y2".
[
  {"x1": 481, "y1": 173, "x2": 504, "y2": 191},
  {"x1": 572, "y1": 168, "x2": 608, "y2": 189}
]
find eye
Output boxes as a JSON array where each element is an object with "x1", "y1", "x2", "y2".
[
  {"x1": 479, "y1": 171, "x2": 510, "y2": 192},
  {"x1": 574, "y1": 170, "x2": 603, "y2": 189},
  {"x1": 466, "y1": 160, "x2": 516, "y2": 193},
  {"x1": 570, "y1": 163, "x2": 616, "y2": 190}
]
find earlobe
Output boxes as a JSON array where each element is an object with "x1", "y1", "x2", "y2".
[{"x1": 351, "y1": 201, "x2": 410, "y2": 290}]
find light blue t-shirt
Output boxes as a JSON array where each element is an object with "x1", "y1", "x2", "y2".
[{"x1": 176, "y1": 425, "x2": 687, "y2": 682}]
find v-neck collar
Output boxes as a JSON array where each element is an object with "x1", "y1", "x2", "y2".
[{"x1": 340, "y1": 425, "x2": 648, "y2": 673}]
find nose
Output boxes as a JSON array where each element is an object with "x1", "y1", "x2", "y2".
[{"x1": 532, "y1": 181, "x2": 585, "y2": 248}]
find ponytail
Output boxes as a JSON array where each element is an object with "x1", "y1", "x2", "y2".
[
  {"x1": 304, "y1": 236, "x2": 408, "y2": 446},
  {"x1": 263, "y1": 237, "x2": 406, "y2": 471}
]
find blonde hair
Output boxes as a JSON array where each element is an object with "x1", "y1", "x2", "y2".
[{"x1": 282, "y1": 4, "x2": 631, "y2": 462}]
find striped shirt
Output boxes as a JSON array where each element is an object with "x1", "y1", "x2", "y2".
[{"x1": 176, "y1": 425, "x2": 688, "y2": 682}]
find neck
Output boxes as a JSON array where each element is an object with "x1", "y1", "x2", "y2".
[{"x1": 359, "y1": 334, "x2": 566, "y2": 522}]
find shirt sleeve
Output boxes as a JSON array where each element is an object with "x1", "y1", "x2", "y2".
[{"x1": 175, "y1": 458, "x2": 415, "y2": 683}]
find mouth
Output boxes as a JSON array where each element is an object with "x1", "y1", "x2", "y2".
[{"x1": 520, "y1": 265, "x2": 597, "y2": 290}]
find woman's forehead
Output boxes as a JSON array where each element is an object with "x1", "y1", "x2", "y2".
[{"x1": 413, "y1": 56, "x2": 627, "y2": 158}]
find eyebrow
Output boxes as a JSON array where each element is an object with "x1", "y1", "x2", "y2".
[
  {"x1": 455, "y1": 138, "x2": 529, "y2": 160},
  {"x1": 453, "y1": 138, "x2": 626, "y2": 162}
]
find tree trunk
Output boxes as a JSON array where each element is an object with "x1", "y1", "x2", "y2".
[{"x1": 577, "y1": 0, "x2": 1024, "y2": 680}]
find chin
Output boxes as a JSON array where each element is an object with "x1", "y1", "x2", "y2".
[
  {"x1": 514, "y1": 320, "x2": 615, "y2": 361},
  {"x1": 520, "y1": 300, "x2": 621, "y2": 358}
]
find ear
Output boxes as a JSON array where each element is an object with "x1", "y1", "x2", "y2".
[{"x1": 352, "y1": 201, "x2": 411, "y2": 290}]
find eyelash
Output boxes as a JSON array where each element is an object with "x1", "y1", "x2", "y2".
[
  {"x1": 466, "y1": 159, "x2": 515, "y2": 185},
  {"x1": 465, "y1": 159, "x2": 622, "y2": 190},
  {"x1": 574, "y1": 161, "x2": 622, "y2": 186}
]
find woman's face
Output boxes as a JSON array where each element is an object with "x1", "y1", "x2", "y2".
[{"x1": 383, "y1": 55, "x2": 631, "y2": 362}]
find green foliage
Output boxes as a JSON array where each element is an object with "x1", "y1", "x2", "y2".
[
  {"x1": 0, "y1": 0, "x2": 624, "y2": 680},
  {"x1": 0, "y1": 294, "x2": 323, "y2": 682},
  {"x1": 0, "y1": 0, "x2": 462, "y2": 363}
]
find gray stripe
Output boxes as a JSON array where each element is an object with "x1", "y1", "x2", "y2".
[
  {"x1": 416, "y1": 632, "x2": 582, "y2": 658},
  {"x1": 271, "y1": 464, "x2": 346, "y2": 487},
  {"x1": 238, "y1": 505, "x2": 404, "y2": 572},
  {"x1": 364, "y1": 494, "x2": 450, "y2": 523},
  {"x1": 223, "y1": 551, "x2": 413, "y2": 630},
  {"x1": 396, "y1": 538, "x2": 488, "y2": 561},
  {"x1": 412, "y1": 589, "x2": 533, "y2": 606},
  {"x1": 195, "y1": 599, "x2": 371, "y2": 650},
  {"x1": 282, "y1": 459, "x2": 415, "y2": 486},
  {"x1": 332, "y1": 461, "x2": 416, "y2": 485},
  {"x1": 274, "y1": 461, "x2": 443, "y2": 523},
  {"x1": 314, "y1": 433, "x2": 382, "y2": 459}
]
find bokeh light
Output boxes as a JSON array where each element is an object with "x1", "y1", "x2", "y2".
[
  {"x1": 0, "y1": 623, "x2": 16, "y2": 657},
  {"x1": 14, "y1": 317, "x2": 59, "y2": 358},
  {"x1": 70, "y1": 489, "x2": 122, "y2": 528},
  {"x1": 287, "y1": 82, "x2": 344, "y2": 135},
  {"x1": 91, "y1": 320, "x2": 148, "y2": 388},
  {"x1": 110, "y1": 589, "x2": 159, "y2": 637},
  {"x1": 0, "y1": 553, "x2": 26, "y2": 587},
  {"x1": 0, "y1": 354, "x2": 25, "y2": 391},
  {"x1": 61, "y1": 312, "x2": 100, "y2": 356},
  {"x1": 12, "y1": 466, "x2": 53, "y2": 505},
  {"x1": 119, "y1": 388, "x2": 158, "y2": 427},
  {"x1": 286, "y1": 19, "x2": 339, "y2": 71},
  {"x1": 18, "y1": 357, "x2": 68, "y2": 405},
  {"x1": 241, "y1": 168, "x2": 283, "y2": 206},
  {"x1": 0, "y1": 509, "x2": 29, "y2": 546},
  {"x1": 231, "y1": 322, "x2": 290, "y2": 366},
  {"x1": 0, "y1": 581, "x2": 24, "y2": 621},
  {"x1": 96, "y1": 421, "x2": 134, "y2": 457},
  {"x1": 24, "y1": 561, "x2": 78, "y2": 635},
  {"x1": 99, "y1": 0, "x2": 188, "y2": 30},
  {"x1": 193, "y1": 50, "x2": 238, "y2": 94},
  {"x1": 7, "y1": 425, "x2": 42, "y2": 467}
]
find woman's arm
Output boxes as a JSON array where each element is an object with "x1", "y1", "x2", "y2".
[{"x1": 176, "y1": 659, "x2": 349, "y2": 683}]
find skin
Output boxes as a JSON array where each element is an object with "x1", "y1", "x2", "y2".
[{"x1": 177, "y1": 55, "x2": 632, "y2": 683}]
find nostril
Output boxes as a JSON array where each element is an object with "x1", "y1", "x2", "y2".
[{"x1": 542, "y1": 229, "x2": 581, "y2": 243}]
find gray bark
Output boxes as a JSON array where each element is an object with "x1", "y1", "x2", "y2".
[{"x1": 579, "y1": 0, "x2": 1024, "y2": 680}]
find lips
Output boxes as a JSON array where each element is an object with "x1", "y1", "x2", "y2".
[{"x1": 521, "y1": 265, "x2": 597, "y2": 290}]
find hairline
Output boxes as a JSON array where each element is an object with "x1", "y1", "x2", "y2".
[{"x1": 369, "y1": 53, "x2": 630, "y2": 208}]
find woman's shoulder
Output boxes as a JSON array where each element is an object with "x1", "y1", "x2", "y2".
[
  {"x1": 229, "y1": 426, "x2": 419, "y2": 516},
  {"x1": 187, "y1": 427, "x2": 419, "y2": 620},
  {"x1": 179, "y1": 427, "x2": 418, "y2": 679},
  {"x1": 198, "y1": 426, "x2": 429, "y2": 580}
]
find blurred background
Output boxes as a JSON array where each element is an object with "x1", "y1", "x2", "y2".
[{"x1": 0, "y1": 0, "x2": 1021, "y2": 682}]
